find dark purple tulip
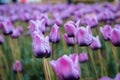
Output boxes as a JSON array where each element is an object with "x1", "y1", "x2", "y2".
[
  {"x1": 1, "y1": 19, "x2": 13, "y2": 35},
  {"x1": 0, "y1": 35, "x2": 4, "y2": 44},
  {"x1": 100, "y1": 25, "x2": 112, "y2": 41},
  {"x1": 109, "y1": 28, "x2": 120, "y2": 46},
  {"x1": 13, "y1": 60, "x2": 22, "y2": 73},
  {"x1": 90, "y1": 36, "x2": 101, "y2": 50},
  {"x1": 75, "y1": 26, "x2": 93, "y2": 46},
  {"x1": 50, "y1": 54, "x2": 80, "y2": 80},
  {"x1": 63, "y1": 33, "x2": 75, "y2": 46},
  {"x1": 49, "y1": 24, "x2": 60, "y2": 43},
  {"x1": 11, "y1": 26, "x2": 23, "y2": 38},
  {"x1": 79, "y1": 52, "x2": 88, "y2": 63},
  {"x1": 64, "y1": 21, "x2": 77, "y2": 37},
  {"x1": 32, "y1": 32, "x2": 51, "y2": 58}
]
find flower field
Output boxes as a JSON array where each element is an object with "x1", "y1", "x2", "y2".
[{"x1": 0, "y1": 2, "x2": 120, "y2": 80}]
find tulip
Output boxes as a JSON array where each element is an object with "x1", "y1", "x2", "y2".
[
  {"x1": 29, "y1": 19, "x2": 46, "y2": 34},
  {"x1": 114, "y1": 73, "x2": 120, "y2": 80},
  {"x1": 0, "y1": 35, "x2": 4, "y2": 44},
  {"x1": 50, "y1": 54, "x2": 80, "y2": 80},
  {"x1": 32, "y1": 32, "x2": 51, "y2": 58},
  {"x1": 0, "y1": 19, "x2": 13, "y2": 35},
  {"x1": 49, "y1": 24, "x2": 60, "y2": 43},
  {"x1": 11, "y1": 26, "x2": 23, "y2": 38},
  {"x1": 79, "y1": 52, "x2": 88, "y2": 63},
  {"x1": 75, "y1": 26, "x2": 93, "y2": 46},
  {"x1": 63, "y1": 33, "x2": 75, "y2": 46},
  {"x1": 13, "y1": 60, "x2": 22, "y2": 73},
  {"x1": 109, "y1": 28, "x2": 120, "y2": 46},
  {"x1": 99, "y1": 77, "x2": 113, "y2": 80},
  {"x1": 100, "y1": 25, "x2": 112, "y2": 41},
  {"x1": 90, "y1": 36, "x2": 101, "y2": 50},
  {"x1": 54, "y1": 18, "x2": 63, "y2": 26},
  {"x1": 64, "y1": 21, "x2": 77, "y2": 37}
]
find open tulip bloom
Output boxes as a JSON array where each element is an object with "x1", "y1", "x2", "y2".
[
  {"x1": 32, "y1": 32, "x2": 51, "y2": 58},
  {"x1": 50, "y1": 54, "x2": 80, "y2": 80},
  {"x1": 75, "y1": 26, "x2": 93, "y2": 46}
]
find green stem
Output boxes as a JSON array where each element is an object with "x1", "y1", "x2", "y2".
[
  {"x1": 86, "y1": 47, "x2": 98, "y2": 80},
  {"x1": 42, "y1": 58, "x2": 49, "y2": 80},
  {"x1": 98, "y1": 49, "x2": 108, "y2": 76},
  {"x1": 110, "y1": 42, "x2": 119, "y2": 73}
]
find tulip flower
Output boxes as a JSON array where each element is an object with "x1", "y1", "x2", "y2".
[
  {"x1": 114, "y1": 73, "x2": 120, "y2": 80},
  {"x1": 0, "y1": 19, "x2": 13, "y2": 35},
  {"x1": 75, "y1": 26, "x2": 93, "y2": 46},
  {"x1": 29, "y1": 19, "x2": 46, "y2": 34},
  {"x1": 63, "y1": 33, "x2": 75, "y2": 46},
  {"x1": 109, "y1": 28, "x2": 120, "y2": 46},
  {"x1": 49, "y1": 24, "x2": 60, "y2": 43},
  {"x1": 90, "y1": 36, "x2": 101, "y2": 50},
  {"x1": 11, "y1": 26, "x2": 23, "y2": 38},
  {"x1": 54, "y1": 17, "x2": 63, "y2": 26},
  {"x1": 0, "y1": 35, "x2": 4, "y2": 44},
  {"x1": 64, "y1": 21, "x2": 77, "y2": 37},
  {"x1": 13, "y1": 60, "x2": 22, "y2": 73},
  {"x1": 79, "y1": 52, "x2": 88, "y2": 63},
  {"x1": 99, "y1": 77, "x2": 113, "y2": 80},
  {"x1": 100, "y1": 25, "x2": 112, "y2": 41},
  {"x1": 50, "y1": 54, "x2": 80, "y2": 80},
  {"x1": 32, "y1": 32, "x2": 51, "y2": 58}
]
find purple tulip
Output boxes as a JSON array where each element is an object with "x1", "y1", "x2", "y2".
[
  {"x1": 0, "y1": 19, "x2": 13, "y2": 35},
  {"x1": 0, "y1": 35, "x2": 4, "y2": 44},
  {"x1": 29, "y1": 19, "x2": 46, "y2": 34},
  {"x1": 63, "y1": 33, "x2": 75, "y2": 46},
  {"x1": 54, "y1": 17, "x2": 63, "y2": 26},
  {"x1": 90, "y1": 36, "x2": 101, "y2": 50},
  {"x1": 13, "y1": 60, "x2": 22, "y2": 73},
  {"x1": 109, "y1": 28, "x2": 120, "y2": 46},
  {"x1": 49, "y1": 24, "x2": 60, "y2": 43},
  {"x1": 114, "y1": 73, "x2": 120, "y2": 80},
  {"x1": 32, "y1": 32, "x2": 51, "y2": 58},
  {"x1": 100, "y1": 25, "x2": 112, "y2": 41},
  {"x1": 99, "y1": 77, "x2": 113, "y2": 80},
  {"x1": 50, "y1": 54, "x2": 80, "y2": 80},
  {"x1": 79, "y1": 52, "x2": 88, "y2": 63},
  {"x1": 11, "y1": 26, "x2": 23, "y2": 38},
  {"x1": 75, "y1": 26, "x2": 93, "y2": 46},
  {"x1": 64, "y1": 21, "x2": 77, "y2": 37}
]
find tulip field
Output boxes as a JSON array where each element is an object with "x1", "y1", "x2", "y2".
[{"x1": 1, "y1": 2, "x2": 120, "y2": 80}]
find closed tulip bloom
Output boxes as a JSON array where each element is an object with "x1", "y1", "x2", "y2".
[
  {"x1": 54, "y1": 18, "x2": 63, "y2": 26},
  {"x1": 109, "y1": 28, "x2": 120, "y2": 46},
  {"x1": 99, "y1": 77, "x2": 113, "y2": 80},
  {"x1": 32, "y1": 32, "x2": 51, "y2": 58},
  {"x1": 79, "y1": 52, "x2": 88, "y2": 63},
  {"x1": 90, "y1": 36, "x2": 101, "y2": 50},
  {"x1": 1, "y1": 19, "x2": 13, "y2": 35},
  {"x1": 63, "y1": 33, "x2": 75, "y2": 46},
  {"x1": 114, "y1": 73, "x2": 120, "y2": 80},
  {"x1": 11, "y1": 26, "x2": 23, "y2": 38},
  {"x1": 100, "y1": 25, "x2": 112, "y2": 41},
  {"x1": 49, "y1": 24, "x2": 60, "y2": 43},
  {"x1": 0, "y1": 35, "x2": 4, "y2": 44},
  {"x1": 75, "y1": 26, "x2": 93, "y2": 46},
  {"x1": 50, "y1": 54, "x2": 80, "y2": 80},
  {"x1": 64, "y1": 21, "x2": 77, "y2": 37},
  {"x1": 13, "y1": 60, "x2": 22, "y2": 73}
]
